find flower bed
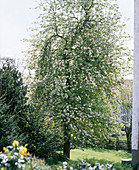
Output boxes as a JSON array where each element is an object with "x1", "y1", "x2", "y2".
[{"x1": 0, "y1": 141, "x2": 131, "y2": 169}]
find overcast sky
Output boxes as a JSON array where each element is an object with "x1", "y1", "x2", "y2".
[{"x1": 0, "y1": 0, "x2": 134, "y2": 60}]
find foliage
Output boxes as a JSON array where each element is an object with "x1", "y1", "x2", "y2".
[
  {"x1": 0, "y1": 64, "x2": 28, "y2": 114},
  {"x1": 19, "y1": 103, "x2": 64, "y2": 159},
  {"x1": 0, "y1": 63, "x2": 28, "y2": 149},
  {"x1": 0, "y1": 80, "x2": 18, "y2": 151},
  {"x1": 0, "y1": 63, "x2": 28, "y2": 130},
  {"x1": 46, "y1": 153, "x2": 68, "y2": 165},
  {"x1": 0, "y1": 99, "x2": 17, "y2": 150},
  {"x1": 25, "y1": 0, "x2": 132, "y2": 157},
  {"x1": 0, "y1": 62, "x2": 63, "y2": 159},
  {"x1": 87, "y1": 136, "x2": 128, "y2": 151},
  {"x1": 0, "y1": 105, "x2": 18, "y2": 151},
  {"x1": 117, "y1": 79, "x2": 132, "y2": 151}
]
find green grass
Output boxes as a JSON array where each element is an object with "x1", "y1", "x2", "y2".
[
  {"x1": 119, "y1": 135, "x2": 126, "y2": 141},
  {"x1": 70, "y1": 148, "x2": 131, "y2": 163},
  {"x1": 53, "y1": 148, "x2": 132, "y2": 169}
]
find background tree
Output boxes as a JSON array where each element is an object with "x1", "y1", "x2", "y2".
[
  {"x1": 0, "y1": 62, "x2": 63, "y2": 159},
  {"x1": 0, "y1": 100, "x2": 20, "y2": 150},
  {"x1": 0, "y1": 73, "x2": 19, "y2": 149},
  {"x1": 0, "y1": 63, "x2": 28, "y2": 116},
  {"x1": 25, "y1": 0, "x2": 132, "y2": 158},
  {"x1": 0, "y1": 57, "x2": 15, "y2": 67},
  {"x1": 0, "y1": 62, "x2": 28, "y2": 143},
  {"x1": 117, "y1": 80, "x2": 132, "y2": 152}
]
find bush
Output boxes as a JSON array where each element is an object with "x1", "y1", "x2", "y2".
[
  {"x1": 0, "y1": 64, "x2": 28, "y2": 116},
  {"x1": 0, "y1": 89, "x2": 19, "y2": 151},
  {"x1": 46, "y1": 153, "x2": 68, "y2": 165},
  {"x1": 0, "y1": 63, "x2": 28, "y2": 149},
  {"x1": 0, "y1": 63, "x2": 63, "y2": 159},
  {"x1": 104, "y1": 137, "x2": 127, "y2": 151},
  {"x1": 87, "y1": 137, "x2": 128, "y2": 151},
  {"x1": 20, "y1": 104, "x2": 64, "y2": 159}
]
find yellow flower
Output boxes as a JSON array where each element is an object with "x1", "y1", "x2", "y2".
[
  {"x1": 3, "y1": 147, "x2": 8, "y2": 152},
  {"x1": 59, "y1": 166, "x2": 62, "y2": 170},
  {"x1": 8, "y1": 152, "x2": 11, "y2": 155},
  {"x1": 38, "y1": 159, "x2": 43, "y2": 165},
  {"x1": 25, "y1": 144, "x2": 28, "y2": 147},
  {"x1": 1, "y1": 168, "x2": 6, "y2": 170},
  {"x1": 12, "y1": 140, "x2": 19, "y2": 147},
  {"x1": 19, "y1": 146, "x2": 27, "y2": 156}
]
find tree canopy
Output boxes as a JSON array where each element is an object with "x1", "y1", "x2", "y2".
[{"x1": 25, "y1": 0, "x2": 132, "y2": 158}]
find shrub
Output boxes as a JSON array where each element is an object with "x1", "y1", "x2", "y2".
[
  {"x1": 20, "y1": 104, "x2": 64, "y2": 159},
  {"x1": 87, "y1": 137, "x2": 128, "y2": 151},
  {"x1": 0, "y1": 63, "x2": 28, "y2": 148},
  {"x1": 0, "y1": 64, "x2": 28, "y2": 116},
  {"x1": 0, "y1": 90, "x2": 19, "y2": 151}
]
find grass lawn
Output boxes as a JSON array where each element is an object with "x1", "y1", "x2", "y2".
[
  {"x1": 70, "y1": 148, "x2": 131, "y2": 163},
  {"x1": 54, "y1": 148, "x2": 132, "y2": 169},
  {"x1": 119, "y1": 135, "x2": 126, "y2": 141}
]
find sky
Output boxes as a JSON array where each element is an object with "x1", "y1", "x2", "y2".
[
  {"x1": 0, "y1": 0, "x2": 40, "y2": 59},
  {"x1": 0, "y1": 0, "x2": 134, "y2": 61}
]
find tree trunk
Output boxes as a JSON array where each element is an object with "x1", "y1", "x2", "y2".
[
  {"x1": 127, "y1": 133, "x2": 131, "y2": 152},
  {"x1": 64, "y1": 139, "x2": 70, "y2": 159},
  {"x1": 63, "y1": 125, "x2": 70, "y2": 159},
  {"x1": 125, "y1": 126, "x2": 131, "y2": 152}
]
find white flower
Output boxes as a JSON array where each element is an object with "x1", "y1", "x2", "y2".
[
  {"x1": 14, "y1": 152, "x2": 18, "y2": 156},
  {"x1": 86, "y1": 163, "x2": 91, "y2": 167},
  {"x1": 18, "y1": 159, "x2": 25, "y2": 163},
  {"x1": 20, "y1": 155, "x2": 24, "y2": 159},
  {"x1": 18, "y1": 163, "x2": 22, "y2": 169},
  {"x1": 1, "y1": 158, "x2": 8, "y2": 164},
  {"x1": 63, "y1": 161, "x2": 68, "y2": 166},
  {"x1": 105, "y1": 163, "x2": 113, "y2": 169},
  {"x1": 95, "y1": 161, "x2": 100, "y2": 166},
  {"x1": 92, "y1": 165, "x2": 97, "y2": 169},
  {"x1": 7, "y1": 146, "x2": 13, "y2": 149},
  {"x1": 0, "y1": 154, "x2": 6, "y2": 159},
  {"x1": 5, "y1": 163, "x2": 9, "y2": 167}
]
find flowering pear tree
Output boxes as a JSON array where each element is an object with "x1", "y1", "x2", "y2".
[{"x1": 26, "y1": 0, "x2": 132, "y2": 158}]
